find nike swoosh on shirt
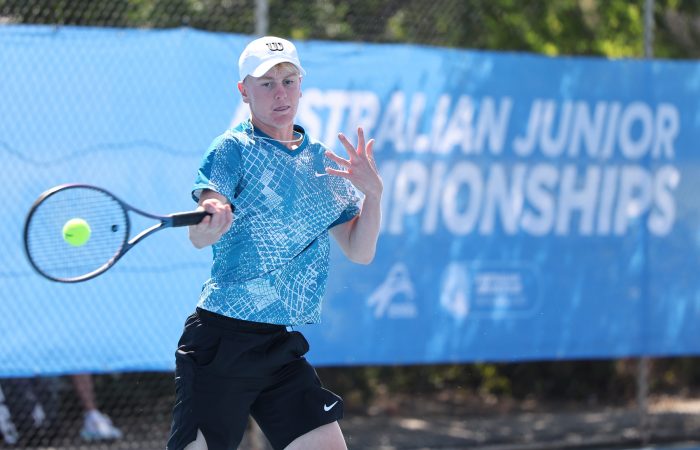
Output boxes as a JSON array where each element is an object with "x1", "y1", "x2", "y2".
[
  {"x1": 323, "y1": 401, "x2": 339, "y2": 412},
  {"x1": 314, "y1": 172, "x2": 329, "y2": 177}
]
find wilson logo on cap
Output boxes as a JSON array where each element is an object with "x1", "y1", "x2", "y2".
[{"x1": 265, "y1": 41, "x2": 285, "y2": 51}]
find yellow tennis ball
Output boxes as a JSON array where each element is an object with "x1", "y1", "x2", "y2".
[{"x1": 62, "y1": 218, "x2": 91, "y2": 247}]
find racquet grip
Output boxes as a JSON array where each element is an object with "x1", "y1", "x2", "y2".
[{"x1": 169, "y1": 210, "x2": 212, "y2": 227}]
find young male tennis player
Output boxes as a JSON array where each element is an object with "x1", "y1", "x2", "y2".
[{"x1": 167, "y1": 36, "x2": 382, "y2": 450}]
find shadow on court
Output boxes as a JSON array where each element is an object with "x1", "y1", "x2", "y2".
[
  {"x1": 341, "y1": 407, "x2": 700, "y2": 449},
  {"x1": 18, "y1": 398, "x2": 700, "y2": 450}
]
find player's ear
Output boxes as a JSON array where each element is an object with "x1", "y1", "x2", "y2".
[{"x1": 237, "y1": 81, "x2": 249, "y2": 104}]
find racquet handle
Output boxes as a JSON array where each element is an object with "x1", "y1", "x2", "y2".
[{"x1": 169, "y1": 210, "x2": 212, "y2": 227}]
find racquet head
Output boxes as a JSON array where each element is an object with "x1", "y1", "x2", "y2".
[{"x1": 23, "y1": 184, "x2": 130, "y2": 282}]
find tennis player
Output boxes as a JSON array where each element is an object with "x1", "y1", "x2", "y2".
[{"x1": 167, "y1": 36, "x2": 382, "y2": 450}]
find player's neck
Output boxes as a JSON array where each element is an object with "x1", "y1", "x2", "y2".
[
  {"x1": 250, "y1": 120, "x2": 302, "y2": 150},
  {"x1": 251, "y1": 119, "x2": 293, "y2": 141}
]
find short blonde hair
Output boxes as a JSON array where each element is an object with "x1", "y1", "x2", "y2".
[
  {"x1": 243, "y1": 62, "x2": 300, "y2": 83},
  {"x1": 269, "y1": 62, "x2": 300, "y2": 77}
]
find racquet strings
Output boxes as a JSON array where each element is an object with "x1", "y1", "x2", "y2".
[{"x1": 25, "y1": 186, "x2": 129, "y2": 281}]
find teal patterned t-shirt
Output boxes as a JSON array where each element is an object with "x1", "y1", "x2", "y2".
[{"x1": 192, "y1": 120, "x2": 360, "y2": 325}]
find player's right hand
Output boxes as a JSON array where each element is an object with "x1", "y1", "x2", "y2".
[{"x1": 189, "y1": 193, "x2": 233, "y2": 248}]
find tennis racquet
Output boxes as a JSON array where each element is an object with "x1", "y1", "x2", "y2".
[{"x1": 23, "y1": 183, "x2": 212, "y2": 283}]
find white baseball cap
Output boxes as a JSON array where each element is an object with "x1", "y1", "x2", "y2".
[{"x1": 238, "y1": 36, "x2": 306, "y2": 81}]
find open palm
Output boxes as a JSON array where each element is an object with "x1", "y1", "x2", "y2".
[{"x1": 325, "y1": 127, "x2": 383, "y2": 199}]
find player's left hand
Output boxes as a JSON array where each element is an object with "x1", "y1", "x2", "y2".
[{"x1": 325, "y1": 127, "x2": 383, "y2": 199}]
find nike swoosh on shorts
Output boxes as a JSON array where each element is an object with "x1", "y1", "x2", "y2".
[{"x1": 323, "y1": 401, "x2": 339, "y2": 412}]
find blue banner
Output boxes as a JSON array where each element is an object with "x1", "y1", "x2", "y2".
[{"x1": 1, "y1": 25, "x2": 699, "y2": 376}]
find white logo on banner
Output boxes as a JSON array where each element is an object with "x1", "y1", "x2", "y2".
[
  {"x1": 439, "y1": 262, "x2": 541, "y2": 319},
  {"x1": 440, "y1": 263, "x2": 471, "y2": 320},
  {"x1": 367, "y1": 262, "x2": 417, "y2": 319}
]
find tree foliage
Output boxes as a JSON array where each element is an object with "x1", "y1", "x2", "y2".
[{"x1": 2, "y1": 0, "x2": 700, "y2": 58}]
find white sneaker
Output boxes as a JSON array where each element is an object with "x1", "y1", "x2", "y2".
[{"x1": 80, "y1": 410, "x2": 123, "y2": 441}]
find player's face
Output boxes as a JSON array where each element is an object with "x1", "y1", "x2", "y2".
[{"x1": 239, "y1": 64, "x2": 302, "y2": 136}]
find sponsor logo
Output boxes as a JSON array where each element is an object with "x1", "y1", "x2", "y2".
[
  {"x1": 367, "y1": 262, "x2": 417, "y2": 319},
  {"x1": 265, "y1": 41, "x2": 284, "y2": 51},
  {"x1": 440, "y1": 262, "x2": 540, "y2": 319},
  {"x1": 324, "y1": 401, "x2": 339, "y2": 412}
]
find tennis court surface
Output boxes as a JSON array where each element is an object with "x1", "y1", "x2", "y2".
[
  {"x1": 8, "y1": 388, "x2": 698, "y2": 449},
  {"x1": 339, "y1": 398, "x2": 700, "y2": 450}
]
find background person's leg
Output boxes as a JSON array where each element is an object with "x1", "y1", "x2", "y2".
[{"x1": 71, "y1": 374, "x2": 122, "y2": 441}]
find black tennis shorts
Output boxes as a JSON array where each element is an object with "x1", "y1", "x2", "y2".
[{"x1": 166, "y1": 308, "x2": 343, "y2": 450}]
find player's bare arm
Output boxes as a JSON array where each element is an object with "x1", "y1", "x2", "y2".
[
  {"x1": 327, "y1": 127, "x2": 383, "y2": 264},
  {"x1": 189, "y1": 189, "x2": 233, "y2": 249}
]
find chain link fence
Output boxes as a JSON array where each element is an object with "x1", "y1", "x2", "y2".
[
  {"x1": 2, "y1": 1, "x2": 700, "y2": 449},
  {"x1": 4, "y1": 0, "x2": 700, "y2": 54}
]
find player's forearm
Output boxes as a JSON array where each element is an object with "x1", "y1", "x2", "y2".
[
  {"x1": 344, "y1": 192, "x2": 382, "y2": 264},
  {"x1": 189, "y1": 226, "x2": 220, "y2": 249}
]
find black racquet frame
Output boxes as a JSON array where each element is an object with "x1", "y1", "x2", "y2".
[{"x1": 23, "y1": 183, "x2": 212, "y2": 283}]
